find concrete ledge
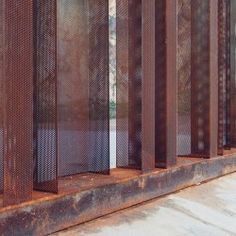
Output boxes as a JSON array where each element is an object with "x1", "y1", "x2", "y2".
[{"x1": 0, "y1": 154, "x2": 236, "y2": 235}]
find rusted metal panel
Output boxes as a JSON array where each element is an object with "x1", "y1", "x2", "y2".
[
  {"x1": 58, "y1": 0, "x2": 110, "y2": 176},
  {"x1": 230, "y1": 0, "x2": 236, "y2": 146},
  {"x1": 88, "y1": 0, "x2": 110, "y2": 174},
  {"x1": 0, "y1": 0, "x2": 4, "y2": 193},
  {"x1": 3, "y1": 0, "x2": 33, "y2": 205},
  {"x1": 116, "y1": 0, "x2": 142, "y2": 169},
  {"x1": 225, "y1": 0, "x2": 231, "y2": 148},
  {"x1": 218, "y1": 0, "x2": 231, "y2": 152},
  {"x1": 141, "y1": 0, "x2": 156, "y2": 171},
  {"x1": 218, "y1": 0, "x2": 225, "y2": 155},
  {"x1": 191, "y1": 0, "x2": 218, "y2": 158},
  {"x1": 33, "y1": 0, "x2": 58, "y2": 193},
  {"x1": 177, "y1": 0, "x2": 191, "y2": 156},
  {"x1": 156, "y1": 0, "x2": 177, "y2": 168},
  {"x1": 116, "y1": 0, "x2": 129, "y2": 168}
]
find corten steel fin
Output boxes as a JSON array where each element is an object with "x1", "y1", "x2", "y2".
[
  {"x1": 191, "y1": 0, "x2": 218, "y2": 158},
  {"x1": 230, "y1": 0, "x2": 236, "y2": 147},
  {"x1": 58, "y1": 0, "x2": 109, "y2": 176},
  {"x1": 116, "y1": 0, "x2": 142, "y2": 170},
  {"x1": 225, "y1": 0, "x2": 231, "y2": 149},
  {"x1": 33, "y1": 0, "x2": 58, "y2": 193},
  {"x1": 141, "y1": 0, "x2": 156, "y2": 171},
  {"x1": 3, "y1": 0, "x2": 34, "y2": 206},
  {"x1": 155, "y1": 0, "x2": 177, "y2": 168},
  {"x1": 218, "y1": 0, "x2": 227, "y2": 155},
  {"x1": 0, "y1": 0, "x2": 4, "y2": 194},
  {"x1": 218, "y1": 0, "x2": 231, "y2": 154}
]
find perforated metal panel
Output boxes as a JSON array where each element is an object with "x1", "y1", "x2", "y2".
[
  {"x1": 3, "y1": 0, "x2": 33, "y2": 206},
  {"x1": 155, "y1": 0, "x2": 177, "y2": 167},
  {"x1": 33, "y1": 0, "x2": 58, "y2": 193},
  {"x1": 58, "y1": 0, "x2": 109, "y2": 176},
  {"x1": 177, "y1": 0, "x2": 191, "y2": 156},
  {"x1": 116, "y1": 0, "x2": 142, "y2": 169},
  {"x1": 178, "y1": 0, "x2": 218, "y2": 157},
  {"x1": 218, "y1": 0, "x2": 230, "y2": 154},
  {"x1": 230, "y1": 0, "x2": 236, "y2": 146},
  {"x1": 0, "y1": 0, "x2": 4, "y2": 193}
]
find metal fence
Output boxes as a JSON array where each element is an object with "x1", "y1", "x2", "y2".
[{"x1": 0, "y1": 0, "x2": 235, "y2": 207}]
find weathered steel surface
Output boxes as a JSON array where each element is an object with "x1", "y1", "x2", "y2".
[
  {"x1": 155, "y1": 0, "x2": 177, "y2": 168},
  {"x1": 0, "y1": 154, "x2": 236, "y2": 235},
  {"x1": 116, "y1": 0, "x2": 142, "y2": 169},
  {"x1": 191, "y1": 0, "x2": 218, "y2": 158},
  {"x1": 3, "y1": 0, "x2": 33, "y2": 206},
  {"x1": 33, "y1": 0, "x2": 58, "y2": 193},
  {"x1": 218, "y1": 0, "x2": 226, "y2": 155},
  {"x1": 230, "y1": 0, "x2": 236, "y2": 146},
  {"x1": 141, "y1": 0, "x2": 156, "y2": 171}
]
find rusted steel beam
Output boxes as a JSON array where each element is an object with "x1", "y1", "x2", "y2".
[
  {"x1": 225, "y1": 0, "x2": 231, "y2": 148},
  {"x1": 218, "y1": 0, "x2": 227, "y2": 155},
  {"x1": 191, "y1": 0, "x2": 218, "y2": 158},
  {"x1": 116, "y1": 0, "x2": 142, "y2": 169},
  {"x1": 3, "y1": 0, "x2": 34, "y2": 206},
  {"x1": 155, "y1": 0, "x2": 177, "y2": 168},
  {"x1": 141, "y1": 0, "x2": 156, "y2": 171},
  {"x1": 0, "y1": 0, "x2": 4, "y2": 194},
  {"x1": 230, "y1": 0, "x2": 236, "y2": 146}
]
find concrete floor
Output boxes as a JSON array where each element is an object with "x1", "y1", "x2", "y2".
[{"x1": 53, "y1": 173, "x2": 236, "y2": 236}]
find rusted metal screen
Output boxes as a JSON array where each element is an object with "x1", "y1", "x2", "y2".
[
  {"x1": 116, "y1": 0, "x2": 142, "y2": 169},
  {"x1": 0, "y1": 0, "x2": 3, "y2": 193},
  {"x1": 218, "y1": 0, "x2": 231, "y2": 154},
  {"x1": 155, "y1": 0, "x2": 177, "y2": 168},
  {"x1": 58, "y1": 0, "x2": 109, "y2": 176},
  {"x1": 33, "y1": 0, "x2": 58, "y2": 193},
  {"x1": 3, "y1": 0, "x2": 33, "y2": 205},
  {"x1": 230, "y1": 0, "x2": 236, "y2": 146},
  {"x1": 178, "y1": 0, "x2": 218, "y2": 157},
  {"x1": 117, "y1": 0, "x2": 176, "y2": 169},
  {"x1": 177, "y1": 0, "x2": 191, "y2": 156}
]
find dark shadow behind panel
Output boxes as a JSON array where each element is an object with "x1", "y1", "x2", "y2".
[
  {"x1": 116, "y1": 0, "x2": 142, "y2": 169},
  {"x1": 3, "y1": 0, "x2": 33, "y2": 206},
  {"x1": 58, "y1": 0, "x2": 109, "y2": 176},
  {"x1": 33, "y1": 0, "x2": 58, "y2": 193}
]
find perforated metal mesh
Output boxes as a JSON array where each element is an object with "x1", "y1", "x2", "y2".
[
  {"x1": 218, "y1": 0, "x2": 229, "y2": 154},
  {"x1": 116, "y1": 0, "x2": 142, "y2": 169},
  {"x1": 3, "y1": 0, "x2": 33, "y2": 206},
  {"x1": 177, "y1": 0, "x2": 191, "y2": 156},
  {"x1": 178, "y1": 0, "x2": 214, "y2": 157},
  {"x1": 0, "y1": 0, "x2": 4, "y2": 193},
  {"x1": 191, "y1": 0, "x2": 211, "y2": 156},
  {"x1": 225, "y1": 0, "x2": 231, "y2": 148},
  {"x1": 58, "y1": 0, "x2": 109, "y2": 176},
  {"x1": 230, "y1": 0, "x2": 236, "y2": 145},
  {"x1": 155, "y1": 0, "x2": 168, "y2": 163},
  {"x1": 33, "y1": 0, "x2": 58, "y2": 193}
]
